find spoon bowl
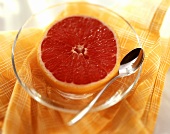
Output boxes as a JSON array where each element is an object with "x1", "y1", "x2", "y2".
[
  {"x1": 119, "y1": 48, "x2": 144, "y2": 76},
  {"x1": 68, "y1": 48, "x2": 144, "y2": 126}
]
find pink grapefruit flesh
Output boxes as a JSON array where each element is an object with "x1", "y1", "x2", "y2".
[{"x1": 38, "y1": 16, "x2": 119, "y2": 94}]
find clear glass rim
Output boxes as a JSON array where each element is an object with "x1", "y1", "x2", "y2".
[{"x1": 11, "y1": 1, "x2": 142, "y2": 113}]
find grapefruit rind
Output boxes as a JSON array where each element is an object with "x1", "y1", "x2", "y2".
[{"x1": 37, "y1": 2, "x2": 120, "y2": 94}]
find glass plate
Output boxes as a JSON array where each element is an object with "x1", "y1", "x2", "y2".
[{"x1": 12, "y1": 2, "x2": 142, "y2": 113}]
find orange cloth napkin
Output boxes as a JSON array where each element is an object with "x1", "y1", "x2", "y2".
[{"x1": 1, "y1": 0, "x2": 170, "y2": 134}]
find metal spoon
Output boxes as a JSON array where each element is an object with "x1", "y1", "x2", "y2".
[{"x1": 68, "y1": 48, "x2": 144, "y2": 126}]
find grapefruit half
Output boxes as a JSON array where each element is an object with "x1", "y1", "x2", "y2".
[{"x1": 37, "y1": 5, "x2": 120, "y2": 94}]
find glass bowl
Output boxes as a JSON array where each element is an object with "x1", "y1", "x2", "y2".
[{"x1": 12, "y1": 2, "x2": 142, "y2": 113}]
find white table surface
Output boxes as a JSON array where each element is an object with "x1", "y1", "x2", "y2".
[
  {"x1": 0, "y1": 0, "x2": 169, "y2": 133},
  {"x1": 154, "y1": 69, "x2": 170, "y2": 134}
]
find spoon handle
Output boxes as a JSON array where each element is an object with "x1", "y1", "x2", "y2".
[{"x1": 67, "y1": 75, "x2": 120, "y2": 126}]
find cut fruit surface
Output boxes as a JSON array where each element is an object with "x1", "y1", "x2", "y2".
[{"x1": 37, "y1": 8, "x2": 120, "y2": 94}]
